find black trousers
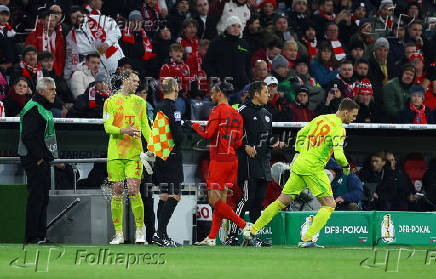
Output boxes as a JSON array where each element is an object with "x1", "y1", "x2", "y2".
[
  {"x1": 24, "y1": 162, "x2": 50, "y2": 242},
  {"x1": 230, "y1": 178, "x2": 268, "y2": 235},
  {"x1": 140, "y1": 177, "x2": 156, "y2": 244}
]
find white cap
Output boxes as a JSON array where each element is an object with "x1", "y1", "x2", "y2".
[{"x1": 264, "y1": 76, "x2": 278, "y2": 86}]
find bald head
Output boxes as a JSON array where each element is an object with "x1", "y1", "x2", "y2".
[{"x1": 162, "y1": 77, "x2": 179, "y2": 95}]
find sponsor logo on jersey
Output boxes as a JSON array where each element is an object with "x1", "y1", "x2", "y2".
[{"x1": 174, "y1": 111, "x2": 181, "y2": 122}]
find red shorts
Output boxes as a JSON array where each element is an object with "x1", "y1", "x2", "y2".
[{"x1": 207, "y1": 160, "x2": 238, "y2": 191}]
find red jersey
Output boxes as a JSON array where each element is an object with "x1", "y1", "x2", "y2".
[
  {"x1": 177, "y1": 33, "x2": 199, "y2": 60},
  {"x1": 159, "y1": 59, "x2": 192, "y2": 94},
  {"x1": 192, "y1": 104, "x2": 243, "y2": 162},
  {"x1": 186, "y1": 51, "x2": 208, "y2": 94}
]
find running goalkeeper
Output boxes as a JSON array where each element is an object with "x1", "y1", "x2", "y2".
[
  {"x1": 102, "y1": 70, "x2": 152, "y2": 244},
  {"x1": 244, "y1": 98, "x2": 359, "y2": 248}
]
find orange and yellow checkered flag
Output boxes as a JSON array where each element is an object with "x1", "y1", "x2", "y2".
[{"x1": 147, "y1": 111, "x2": 175, "y2": 161}]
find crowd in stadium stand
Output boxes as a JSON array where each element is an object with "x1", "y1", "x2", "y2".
[{"x1": 0, "y1": 0, "x2": 435, "y2": 123}]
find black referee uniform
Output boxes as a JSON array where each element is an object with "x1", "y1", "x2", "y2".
[{"x1": 229, "y1": 99, "x2": 277, "y2": 240}]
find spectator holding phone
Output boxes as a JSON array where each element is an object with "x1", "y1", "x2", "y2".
[{"x1": 316, "y1": 82, "x2": 342, "y2": 115}]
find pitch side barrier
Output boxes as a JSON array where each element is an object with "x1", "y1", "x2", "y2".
[
  {"x1": 218, "y1": 211, "x2": 436, "y2": 247},
  {"x1": 3, "y1": 117, "x2": 436, "y2": 129}
]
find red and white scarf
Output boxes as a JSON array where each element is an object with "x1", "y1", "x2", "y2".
[
  {"x1": 122, "y1": 26, "x2": 157, "y2": 61},
  {"x1": 352, "y1": 15, "x2": 360, "y2": 26},
  {"x1": 329, "y1": 40, "x2": 346, "y2": 61},
  {"x1": 316, "y1": 9, "x2": 336, "y2": 21},
  {"x1": 0, "y1": 23, "x2": 14, "y2": 37},
  {"x1": 410, "y1": 103, "x2": 427, "y2": 124},
  {"x1": 377, "y1": 12, "x2": 393, "y2": 29},
  {"x1": 88, "y1": 85, "x2": 108, "y2": 109},
  {"x1": 141, "y1": 3, "x2": 159, "y2": 32},
  {"x1": 70, "y1": 29, "x2": 79, "y2": 76},
  {"x1": 20, "y1": 60, "x2": 43, "y2": 80},
  {"x1": 336, "y1": 73, "x2": 355, "y2": 98},
  {"x1": 302, "y1": 36, "x2": 317, "y2": 60},
  {"x1": 87, "y1": 16, "x2": 118, "y2": 59},
  {"x1": 42, "y1": 30, "x2": 56, "y2": 53},
  {"x1": 84, "y1": 4, "x2": 100, "y2": 15},
  {"x1": 0, "y1": 101, "x2": 4, "y2": 117},
  {"x1": 296, "y1": 76, "x2": 317, "y2": 87}
]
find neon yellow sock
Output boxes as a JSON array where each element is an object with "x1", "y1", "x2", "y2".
[
  {"x1": 111, "y1": 195, "x2": 123, "y2": 232},
  {"x1": 252, "y1": 200, "x2": 286, "y2": 234},
  {"x1": 130, "y1": 193, "x2": 144, "y2": 229},
  {"x1": 302, "y1": 206, "x2": 335, "y2": 241}
]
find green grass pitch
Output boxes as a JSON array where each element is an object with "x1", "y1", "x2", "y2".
[{"x1": 1, "y1": 244, "x2": 435, "y2": 279}]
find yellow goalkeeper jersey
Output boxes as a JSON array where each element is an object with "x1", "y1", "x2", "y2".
[
  {"x1": 292, "y1": 114, "x2": 348, "y2": 174},
  {"x1": 103, "y1": 92, "x2": 151, "y2": 160}
]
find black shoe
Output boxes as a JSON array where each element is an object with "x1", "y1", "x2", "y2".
[
  {"x1": 152, "y1": 233, "x2": 165, "y2": 246},
  {"x1": 37, "y1": 237, "x2": 52, "y2": 245},
  {"x1": 252, "y1": 237, "x2": 271, "y2": 247},
  {"x1": 163, "y1": 236, "x2": 183, "y2": 247},
  {"x1": 223, "y1": 235, "x2": 240, "y2": 246}
]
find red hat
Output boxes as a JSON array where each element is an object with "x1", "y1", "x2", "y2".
[
  {"x1": 409, "y1": 52, "x2": 424, "y2": 63},
  {"x1": 354, "y1": 78, "x2": 373, "y2": 96},
  {"x1": 257, "y1": 0, "x2": 277, "y2": 10}
]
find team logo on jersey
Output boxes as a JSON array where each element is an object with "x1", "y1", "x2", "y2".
[
  {"x1": 103, "y1": 112, "x2": 110, "y2": 121},
  {"x1": 300, "y1": 215, "x2": 319, "y2": 242},
  {"x1": 265, "y1": 116, "x2": 270, "y2": 122},
  {"x1": 182, "y1": 69, "x2": 189, "y2": 75},
  {"x1": 174, "y1": 111, "x2": 181, "y2": 122},
  {"x1": 381, "y1": 214, "x2": 395, "y2": 243}
]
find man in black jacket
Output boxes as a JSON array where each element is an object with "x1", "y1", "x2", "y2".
[
  {"x1": 226, "y1": 81, "x2": 283, "y2": 246},
  {"x1": 152, "y1": 77, "x2": 185, "y2": 247},
  {"x1": 203, "y1": 16, "x2": 251, "y2": 93},
  {"x1": 375, "y1": 152, "x2": 416, "y2": 211},
  {"x1": 18, "y1": 77, "x2": 58, "y2": 244},
  {"x1": 67, "y1": 72, "x2": 111, "y2": 118}
]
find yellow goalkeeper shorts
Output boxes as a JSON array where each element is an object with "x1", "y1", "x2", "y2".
[
  {"x1": 107, "y1": 159, "x2": 142, "y2": 182},
  {"x1": 282, "y1": 170, "x2": 333, "y2": 199}
]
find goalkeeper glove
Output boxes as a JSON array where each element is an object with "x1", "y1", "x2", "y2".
[
  {"x1": 140, "y1": 151, "x2": 156, "y2": 175},
  {"x1": 343, "y1": 164, "x2": 351, "y2": 176}
]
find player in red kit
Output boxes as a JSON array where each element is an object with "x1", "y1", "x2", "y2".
[{"x1": 184, "y1": 83, "x2": 252, "y2": 246}]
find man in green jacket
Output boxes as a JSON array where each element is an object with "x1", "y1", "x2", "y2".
[
  {"x1": 18, "y1": 77, "x2": 58, "y2": 244},
  {"x1": 382, "y1": 64, "x2": 416, "y2": 122}
]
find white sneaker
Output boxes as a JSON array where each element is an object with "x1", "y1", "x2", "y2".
[
  {"x1": 140, "y1": 152, "x2": 154, "y2": 175},
  {"x1": 110, "y1": 231, "x2": 124, "y2": 244},
  {"x1": 135, "y1": 229, "x2": 145, "y2": 244},
  {"x1": 242, "y1": 222, "x2": 254, "y2": 246},
  {"x1": 194, "y1": 237, "x2": 216, "y2": 246},
  {"x1": 242, "y1": 222, "x2": 253, "y2": 238},
  {"x1": 298, "y1": 241, "x2": 325, "y2": 248}
]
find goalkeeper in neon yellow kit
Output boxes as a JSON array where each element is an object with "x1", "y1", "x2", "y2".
[
  {"x1": 102, "y1": 70, "x2": 152, "y2": 244},
  {"x1": 243, "y1": 98, "x2": 359, "y2": 248}
]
